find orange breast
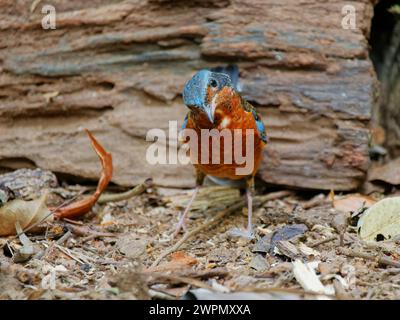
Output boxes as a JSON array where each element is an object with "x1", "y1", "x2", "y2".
[{"x1": 185, "y1": 92, "x2": 266, "y2": 180}]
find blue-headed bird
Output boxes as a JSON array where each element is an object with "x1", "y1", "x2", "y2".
[{"x1": 177, "y1": 66, "x2": 267, "y2": 238}]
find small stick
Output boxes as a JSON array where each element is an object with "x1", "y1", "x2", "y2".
[
  {"x1": 151, "y1": 189, "x2": 293, "y2": 267},
  {"x1": 0, "y1": 192, "x2": 84, "y2": 251},
  {"x1": 80, "y1": 233, "x2": 115, "y2": 243},
  {"x1": 337, "y1": 247, "x2": 400, "y2": 268},
  {"x1": 20, "y1": 194, "x2": 82, "y2": 236},
  {"x1": 333, "y1": 279, "x2": 352, "y2": 300},
  {"x1": 34, "y1": 230, "x2": 72, "y2": 260},
  {"x1": 145, "y1": 272, "x2": 214, "y2": 290},
  {"x1": 62, "y1": 218, "x2": 84, "y2": 225},
  {"x1": 65, "y1": 223, "x2": 116, "y2": 240},
  {"x1": 151, "y1": 202, "x2": 243, "y2": 267},
  {"x1": 56, "y1": 230, "x2": 73, "y2": 245},
  {"x1": 98, "y1": 178, "x2": 152, "y2": 204},
  {"x1": 309, "y1": 235, "x2": 337, "y2": 248},
  {"x1": 255, "y1": 190, "x2": 293, "y2": 205},
  {"x1": 235, "y1": 286, "x2": 336, "y2": 299},
  {"x1": 55, "y1": 244, "x2": 88, "y2": 265},
  {"x1": 148, "y1": 289, "x2": 175, "y2": 300}
]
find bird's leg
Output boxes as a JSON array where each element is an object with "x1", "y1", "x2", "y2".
[
  {"x1": 246, "y1": 184, "x2": 255, "y2": 238},
  {"x1": 173, "y1": 171, "x2": 204, "y2": 236},
  {"x1": 173, "y1": 186, "x2": 199, "y2": 236},
  {"x1": 228, "y1": 177, "x2": 255, "y2": 239}
]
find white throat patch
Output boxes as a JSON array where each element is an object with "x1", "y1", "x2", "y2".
[{"x1": 210, "y1": 91, "x2": 219, "y2": 117}]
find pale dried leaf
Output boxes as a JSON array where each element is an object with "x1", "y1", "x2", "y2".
[
  {"x1": 13, "y1": 222, "x2": 36, "y2": 263},
  {"x1": 369, "y1": 158, "x2": 400, "y2": 185},
  {"x1": 333, "y1": 194, "x2": 376, "y2": 213},
  {"x1": 298, "y1": 243, "x2": 320, "y2": 257},
  {"x1": 357, "y1": 197, "x2": 400, "y2": 241},
  {"x1": 292, "y1": 260, "x2": 332, "y2": 298},
  {"x1": 0, "y1": 193, "x2": 52, "y2": 236}
]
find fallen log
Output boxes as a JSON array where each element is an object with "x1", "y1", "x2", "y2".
[{"x1": 0, "y1": 0, "x2": 377, "y2": 190}]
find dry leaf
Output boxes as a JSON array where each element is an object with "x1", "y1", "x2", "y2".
[
  {"x1": 369, "y1": 158, "x2": 400, "y2": 185},
  {"x1": 249, "y1": 254, "x2": 269, "y2": 271},
  {"x1": 333, "y1": 194, "x2": 376, "y2": 213},
  {"x1": 358, "y1": 197, "x2": 400, "y2": 241},
  {"x1": 184, "y1": 288, "x2": 303, "y2": 300},
  {"x1": 298, "y1": 243, "x2": 320, "y2": 257},
  {"x1": 0, "y1": 193, "x2": 52, "y2": 236},
  {"x1": 116, "y1": 236, "x2": 147, "y2": 259},
  {"x1": 30, "y1": 0, "x2": 42, "y2": 13},
  {"x1": 43, "y1": 91, "x2": 59, "y2": 103},
  {"x1": 170, "y1": 251, "x2": 198, "y2": 266},
  {"x1": 54, "y1": 129, "x2": 113, "y2": 219},
  {"x1": 331, "y1": 213, "x2": 348, "y2": 246},
  {"x1": 292, "y1": 260, "x2": 333, "y2": 298},
  {"x1": 270, "y1": 224, "x2": 308, "y2": 253},
  {"x1": 13, "y1": 222, "x2": 37, "y2": 263},
  {"x1": 370, "y1": 125, "x2": 386, "y2": 145},
  {"x1": 147, "y1": 251, "x2": 197, "y2": 272}
]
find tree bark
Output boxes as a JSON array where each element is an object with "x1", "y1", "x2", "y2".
[{"x1": 0, "y1": 0, "x2": 376, "y2": 190}]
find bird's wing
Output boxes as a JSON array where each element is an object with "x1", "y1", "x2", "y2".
[
  {"x1": 240, "y1": 97, "x2": 268, "y2": 143},
  {"x1": 181, "y1": 113, "x2": 189, "y2": 130},
  {"x1": 178, "y1": 113, "x2": 190, "y2": 144}
]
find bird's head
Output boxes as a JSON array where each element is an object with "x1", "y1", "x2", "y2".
[{"x1": 182, "y1": 70, "x2": 233, "y2": 123}]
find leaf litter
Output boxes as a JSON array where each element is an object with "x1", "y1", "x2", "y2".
[{"x1": 2, "y1": 154, "x2": 400, "y2": 299}]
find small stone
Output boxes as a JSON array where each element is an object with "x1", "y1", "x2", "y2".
[
  {"x1": 116, "y1": 236, "x2": 147, "y2": 259},
  {"x1": 249, "y1": 254, "x2": 269, "y2": 272},
  {"x1": 318, "y1": 262, "x2": 335, "y2": 275}
]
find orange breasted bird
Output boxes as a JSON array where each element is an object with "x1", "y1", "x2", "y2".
[{"x1": 177, "y1": 66, "x2": 267, "y2": 238}]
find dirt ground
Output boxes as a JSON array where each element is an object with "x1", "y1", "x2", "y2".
[{"x1": 1, "y1": 180, "x2": 400, "y2": 300}]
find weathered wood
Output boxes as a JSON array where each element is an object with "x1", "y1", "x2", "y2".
[{"x1": 0, "y1": 0, "x2": 376, "y2": 190}]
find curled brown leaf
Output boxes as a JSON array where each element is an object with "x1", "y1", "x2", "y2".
[{"x1": 54, "y1": 129, "x2": 113, "y2": 219}]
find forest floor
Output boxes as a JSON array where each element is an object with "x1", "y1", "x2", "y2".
[{"x1": 1, "y1": 180, "x2": 400, "y2": 300}]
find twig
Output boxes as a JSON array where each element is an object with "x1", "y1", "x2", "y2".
[
  {"x1": 143, "y1": 267, "x2": 228, "y2": 279},
  {"x1": 98, "y1": 178, "x2": 152, "y2": 204},
  {"x1": 145, "y1": 272, "x2": 214, "y2": 290},
  {"x1": 56, "y1": 230, "x2": 73, "y2": 245},
  {"x1": 34, "y1": 230, "x2": 72, "y2": 260},
  {"x1": 151, "y1": 202, "x2": 243, "y2": 267},
  {"x1": 81, "y1": 233, "x2": 115, "y2": 243},
  {"x1": 382, "y1": 268, "x2": 400, "y2": 275},
  {"x1": 333, "y1": 279, "x2": 352, "y2": 300},
  {"x1": 255, "y1": 190, "x2": 293, "y2": 205},
  {"x1": 301, "y1": 194, "x2": 327, "y2": 209},
  {"x1": 62, "y1": 218, "x2": 84, "y2": 225},
  {"x1": 65, "y1": 223, "x2": 116, "y2": 241},
  {"x1": 148, "y1": 289, "x2": 176, "y2": 300},
  {"x1": 337, "y1": 247, "x2": 400, "y2": 268},
  {"x1": 229, "y1": 286, "x2": 337, "y2": 299},
  {"x1": 309, "y1": 235, "x2": 337, "y2": 248},
  {"x1": 55, "y1": 245, "x2": 86, "y2": 265},
  {"x1": 151, "y1": 189, "x2": 293, "y2": 267},
  {"x1": 0, "y1": 193, "x2": 84, "y2": 252},
  {"x1": 19, "y1": 191, "x2": 84, "y2": 238}
]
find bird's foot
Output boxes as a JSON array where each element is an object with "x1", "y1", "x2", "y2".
[
  {"x1": 227, "y1": 227, "x2": 255, "y2": 240},
  {"x1": 172, "y1": 213, "x2": 188, "y2": 237}
]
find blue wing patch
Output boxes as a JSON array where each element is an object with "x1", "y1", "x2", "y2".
[
  {"x1": 255, "y1": 117, "x2": 268, "y2": 143},
  {"x1": 249, "y1": 109, "x2": 268, "y2": 144},
  {"x1": 240, "y1": 97, "x2": 267, "y2": 143},
  {"x1": 181, "y1": 113, "x2": 189, "y2": 131}
]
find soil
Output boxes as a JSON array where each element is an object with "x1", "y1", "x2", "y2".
[{"x1": 1, "y1": 182, "x2": 400, "y2": 300}]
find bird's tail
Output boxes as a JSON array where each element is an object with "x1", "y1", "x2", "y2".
[{"x1": 209, "y1": 65, "x2": 239, "y2": 91}]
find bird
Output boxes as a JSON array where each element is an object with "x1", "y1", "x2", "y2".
[{"x1": 176, "y1": 66, "x2": 267, "y2": 238}]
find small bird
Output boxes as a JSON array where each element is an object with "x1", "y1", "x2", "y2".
[{"x1": 177, "y1": 66, "x2": 267, "y2": 238}]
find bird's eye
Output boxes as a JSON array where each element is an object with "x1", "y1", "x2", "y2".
[{"x1": 210, "y1": 79, "x2": 218, "y2": 88}]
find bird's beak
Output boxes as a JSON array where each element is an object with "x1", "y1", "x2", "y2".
[{"x1": 205, "y1": 106, "x2": 214, "y2": 123}]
